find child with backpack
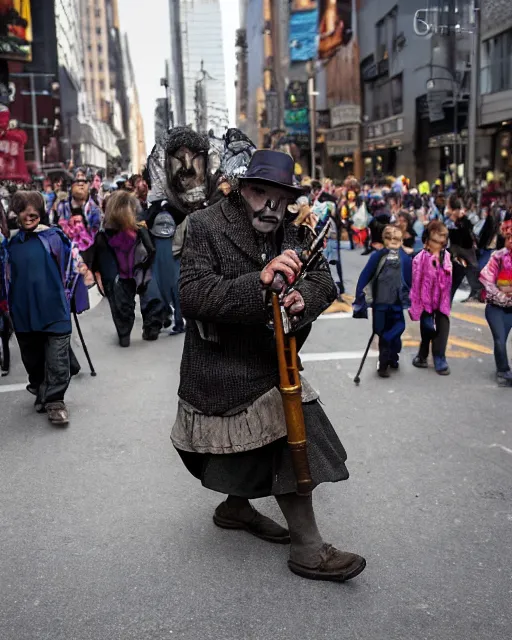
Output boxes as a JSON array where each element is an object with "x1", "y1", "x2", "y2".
[
  {"x1": 4, "y1": 191, "x2": 89, "y2": 425},
  {"x1": 353, "y1": 225, "x2": 412, "y2": 378}
]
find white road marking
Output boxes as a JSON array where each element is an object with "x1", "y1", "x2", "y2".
[
  {"x1": 0, "y1": 383, "x2": 27, "y2": 394},
  {"x1": 88, "y1": 285, "x2": 103, "y2": 310},
  {"x1": 489, "y1": 444, "x2": 512, "y2": 456},
  {"x1": 301, "y1": 350, "x2": 379, "y2": 362},
  {"x1": 318, "y1": 312, "x2": 353, "y2": 320}
]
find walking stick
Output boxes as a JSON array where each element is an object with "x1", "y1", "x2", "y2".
[
  {"x1": 272, "y1": 293, "x2": 313, "y2": 496},
  {"x1": 73, "y1": 311, "x2": 97, "y2": 377},
  {"x1": 354, "y1": 331, "x2": 375, "y2": 385}
]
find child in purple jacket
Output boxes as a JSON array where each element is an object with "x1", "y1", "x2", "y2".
[{"x1": 409, "y1": 220, "x2": 453, "y2": 375}]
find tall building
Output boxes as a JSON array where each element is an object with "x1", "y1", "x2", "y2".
[
  {"x1": 82, "y1": 0, "x2": 129, "y2": 171},
  {"x1": 82, "y1": 0, "x2": 112, "y2": 122},
  {"x1": 170, "y1": 0, "x2": 228, "y2": 136},
  {"x1": 122, "y1": 34, "x2": 146, "y2": 173},
  {"x1": 479, "y1": 0, "x2": 512, "y2": 183}
]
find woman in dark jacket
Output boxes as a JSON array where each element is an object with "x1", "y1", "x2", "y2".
[{"x1": 90, "y1": 191, "x2": 155, "y2": 347}]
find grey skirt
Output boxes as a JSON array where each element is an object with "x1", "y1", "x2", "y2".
[{"x1": 174, "y1": 400, "x2": 349, "y2": 499}]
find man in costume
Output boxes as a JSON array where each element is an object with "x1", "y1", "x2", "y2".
[
  {"x1": 140, "y1": 127, "x2": 216, "y2": 339},
  {"x1": 171, "y1": 150, "x2": 366, "y2": 582}
]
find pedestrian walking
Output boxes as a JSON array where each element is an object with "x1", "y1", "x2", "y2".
[
  {"x1": 409, "y1": 220, "x2": 452, "y2": 375},
  {"x1": 89, "y1": 191, "x2": 155, "y2": 347},
  {"x1": 479, "y1": 218, "x2": 512, "y2": 387},
  {"x1": 0, "y1": 201, "x2": 12, "y2": 376},
  {"x1": 4, "y1": 191, "x2": 89, "y2": 426},
  {"x1": 446, "y1": 195, "x2": 482, "y2": 302},
  {"x1": 353, "y1": 225, "x2": 412, "y2": 378}
]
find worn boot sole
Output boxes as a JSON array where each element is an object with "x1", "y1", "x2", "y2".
[
  {"x1": 288, "y1": 556, "x2": 367, "y2": 582},
  {"x1": 212, "y1": 513, "x2": 291, "y2": 544}
]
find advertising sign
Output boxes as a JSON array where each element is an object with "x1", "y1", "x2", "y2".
[
  {"x1": 289, "y1": 8, "x2": 318, "y2": 62},
  {"x1": 318, "y1": 0, "x2": 352, "y2": 59},
  {"x1": 0, "y1": 0, "x2": 32, "y2": 62},
  {"x1": 284, "y1": 107, "x2": 310, "y2": 135}
]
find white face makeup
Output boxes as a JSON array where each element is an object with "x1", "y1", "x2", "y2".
[{"x1": 240, "y1": 183, "x2": 295, "y2": 234}]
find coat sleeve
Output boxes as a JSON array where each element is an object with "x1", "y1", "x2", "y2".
[
  {"x1": 409, "y1": 252, "x2": 423, "y2": 321},
  {"x1": 179, "y1": 213, "x2": 267, "y2": 325},
  {"x1": 353, "y1": 251, "x2": 381, "y2": 318},
  {"x1": 480, "y1": 251, "x2": 510, "y2": 306},
  {"x1": 293, "y1": 254, "x2": 337, "y2": 330}
]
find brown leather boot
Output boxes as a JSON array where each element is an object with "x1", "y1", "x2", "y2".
[
  {"x1": 46, "y1": 402, "x2": 69, "y2": 427},
  {"x1": 288, "y1": 543, "x2": 366, "y2": 582},
  {"x1": 213, "y1": 501, "x2": 290, "y2": 544}
]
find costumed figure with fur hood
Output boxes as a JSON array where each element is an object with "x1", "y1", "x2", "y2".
[
  {"x1": 139, "y1": 127, "x2": 221, "y2": 340},
  {"x1": 353, "y1": 225, "x2": 412, "y2": 378}
]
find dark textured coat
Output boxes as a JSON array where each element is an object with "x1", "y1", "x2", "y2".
[{"x1": 178, "y1": 196, "x2": 337, "y2": 415}]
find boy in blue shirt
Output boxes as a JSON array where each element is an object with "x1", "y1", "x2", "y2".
[{"x1": 5, "y1": 191, "x2": 88, "y2": 425}]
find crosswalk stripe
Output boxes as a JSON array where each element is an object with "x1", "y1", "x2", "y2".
[
  {"x1": 0, "y1": 383, "x2": 26, "y2": 394},
  {"x1": 318, "y1": 312, "x2": 352, "y2": 320},
  {"x1": 301, "y1": 350, "x2": 379, "y2": 362},
  {"x1": 447, "y1": 337, "x2": 493, "y2": 355},
  {"x1": 451, "y1": 311, "x2": 488, "y2": 327}
]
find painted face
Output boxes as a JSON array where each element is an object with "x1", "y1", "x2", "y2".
[
  {"x1": 502, "y1": 221, "x2": 512, "y2": 250},
  {"x1": 167, "y1": 145, "x2": 207, "y2": 207},
  {"x1": 383, "y1": 226, "x2": 403, "y2": 250},
  {"x1": 71, "y1": 178, "x2": 89, "y2": 202},
  {"x1": 19, "y1": 204, "x2": 41, "y2": 232},
  {"x1": 135, "y1": 178, "x2": 148, "y2": 200},
  {"x1": 428, "y1": 231, "x2": 448, "y2": 249},
  {"x1": 241, "y1": 183, "x2": 295, "y2": 234},
  {"x1": 347, "y1": 190, "x2": 356, "y2": 202}
]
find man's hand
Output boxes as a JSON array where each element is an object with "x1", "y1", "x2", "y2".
[
  {"x1": 260, "y1": 250, "x2": 302, "y2": 291},
  {"x1": 283, "y1": 290, "x2": 305, "y2": 316}
]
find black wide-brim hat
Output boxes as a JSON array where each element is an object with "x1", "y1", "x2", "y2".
[{"x1": 241, "y1": 150, "x2": 304, "y2": 197}]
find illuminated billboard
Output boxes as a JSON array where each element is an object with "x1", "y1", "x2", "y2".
[{"x1": 0, "y1": 0, "x2": 32, "y2": 62}]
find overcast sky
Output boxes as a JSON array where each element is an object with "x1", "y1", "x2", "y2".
[{"x1": 117, "y1": 0, "x2": 240, "y2": 153}]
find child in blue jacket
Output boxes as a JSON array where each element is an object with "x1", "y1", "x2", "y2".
[
  {"x1": 353, "y1": 225, "x2": 412, "y2": 378},
  {"x1": 5, "y1": 191, "x2": 89, "y2": 425}
]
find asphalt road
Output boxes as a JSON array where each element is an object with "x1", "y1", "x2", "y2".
[{"x1": 1, "y1": 249, "x2": 511, "y2": 640}]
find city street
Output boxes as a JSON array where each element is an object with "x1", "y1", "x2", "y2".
[{"x1": 1, "y1": 250, "x2": 511, "y2": 640}]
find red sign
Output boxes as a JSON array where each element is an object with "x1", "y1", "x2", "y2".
[{"x1": 0, "y1": 107, "x2": 29, "y2": 181}]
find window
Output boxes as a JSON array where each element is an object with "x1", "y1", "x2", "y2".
[
  {"x1": 390, "y1": 7, "x2": 398, "y2": 52},
  {"x1": 98, "y1": 44, "x2": 103, "y2": 54},
  {"x1": 391, "y1": 73, "x2": 403, "y2": 114},
  {"x1": 99, "y1": 80, "x2": 105, "y2": 91},
  {"x1": 95, "y1": 9, "x2": 100, "y2": 17},
  {"x1": 99, "y1": 62, "x2": 103, "y2": 72},
  {"x1": 376, "y1": 19, "x2": 387, "y2": 61},
  {"x1": 482, "y1": 28, "x2": 512, "y2": 93},
  {"x1": 96, "y1": 27, "x2": 101, "y2": 36}
]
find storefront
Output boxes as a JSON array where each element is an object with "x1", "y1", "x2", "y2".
[
  {"x1": 325, "y1": 124, "x2": 360, "y2": 179},
  {"x1": 324, "y1": 104, "x2": 361, "y2": 179},
  {"x1": 492, "y1": 126, "x2": 512, "y2": 183},
  {"x1": 362, "y1": 115, "x2": 404, "y2": 177}
]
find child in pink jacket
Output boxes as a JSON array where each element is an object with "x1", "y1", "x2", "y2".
[{"x1": 409, "y1": 220, "x2": 453, "y2": 375}]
